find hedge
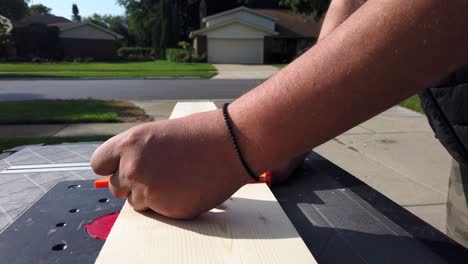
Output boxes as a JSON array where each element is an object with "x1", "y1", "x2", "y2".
[
  {"x1": 117, "y1": 47, "x2": 155, "y2": 61},
  {"x1": 166, "y1": 48, "x2": 186, "y2": 62}
]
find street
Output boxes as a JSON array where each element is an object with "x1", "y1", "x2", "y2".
[{"x1": 0, "y1": 79, "x2": 263, "y2": 101}]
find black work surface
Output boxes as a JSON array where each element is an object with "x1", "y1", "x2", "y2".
[
  {"x1": 272, "y1": 152, "x2": 467, "y2": 264},
  {"x1": 0, "y1": 152, "x2": 466, "y2": 263},
  {"x1": 0, "y1": 181, "x2": 125, "y2": 264}
]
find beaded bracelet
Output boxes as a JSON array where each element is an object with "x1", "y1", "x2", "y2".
[{"x1": 222, "y1": 103, "x2": 260, "y2": 182}]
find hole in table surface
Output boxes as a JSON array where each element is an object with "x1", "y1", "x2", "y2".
[
  {"x1": 69, "y1": 209, "x2": 79, "y2": 213},
  {"x1": 68, "y1": 185, "x2": 81, "y2": 189},
  {"x1": 51, "y1": 244, "x2": 67, "y2": 251},
  {"x1": 55, "y1": 222, "x2": 67, "y2": 227}
]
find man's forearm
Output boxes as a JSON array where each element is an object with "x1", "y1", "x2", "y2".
[
  {"x1": 319, "y1": 0, "x2": 367, "y2": 40},
  {"x1": 230, "y1": 0, "x2": 468, "y2": 175}
]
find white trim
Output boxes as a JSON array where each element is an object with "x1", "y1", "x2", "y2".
[
  {"x1": 202, "y1": 6, "x2": 277, "y2": 23},
  {"x1": 5, "y1": 162, "x2": 90, "y2": 170},
  {"x1": 0, "y1": 167, "x2": 91, "y2": 174},
  {"x1": 1, "y1": 162, "x2": 91, "y2": 174},
  {"x1": 50, "y1": 22, "x2": 123, "y2": 40}
]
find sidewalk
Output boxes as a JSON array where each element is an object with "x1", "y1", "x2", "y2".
[
  {"x1": 0, "y1": 101, "x2": 450, "y2": 233},
  {"x1": 211, "y1": 64, "x2": 279, "y2": 79},
  {"x1": 315, "y1": 106, "x2": 451, "y2": 233}
]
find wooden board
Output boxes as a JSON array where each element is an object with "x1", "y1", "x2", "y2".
[
  {"x1": 96, "y1": 102, "x2": 316, "y2": 263},
  {"x1": 169, "y1": 102, "x2": 217, "y2": 119},
  {"x1": 96, "y1": 183, "x2": 316, "y2": 264}
]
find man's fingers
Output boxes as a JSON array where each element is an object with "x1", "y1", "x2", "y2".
[
  {"x1": 127, "y1": 186, "x2": 149, "y2": 212},
  {"x1": 108, "y1": 169, "x2": 131, "y2": 199},
  {"x1": 91, "y1": 135, "x2": 123, "y2": 176}
]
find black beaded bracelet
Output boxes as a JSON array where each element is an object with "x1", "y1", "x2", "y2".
[{"x1": 222, "y1": 103, "x2": 260, "y2": 182}]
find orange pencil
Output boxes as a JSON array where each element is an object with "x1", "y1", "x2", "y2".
[{"x1": 94, "y1": 171, "x2": 273, "y2": 189}]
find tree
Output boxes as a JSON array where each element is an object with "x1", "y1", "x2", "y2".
[
  {"x1": 84, "y1": 14, "x2": 135, "y2": 46},
  {"x1": 0, "y1": 15, "x2": 13, "y2": 58},
  {"x1": 29, "y1": 4, "x2": 52, "y2": 15},
  {"x1": 0, "y1": 15, "x2": 13, "y2": 35},
  {"x1": 238, "y1": 0, "x2": 282, "y2": 8},
  {"x1": 279, "y1": 0, "x2": 331, "y2": 20},
  {"x1": 0, "y1": 0, "x2": 29, "y2": 21},
  {"x1": 118, "y1": 0, "x2": 211, "y2": 57},
  {"x1": 84, "y1": 14, "x2": 110, "y2": 28},
  {"x1": 72, "y1": 3, "x2": 81, "y2": 22}
]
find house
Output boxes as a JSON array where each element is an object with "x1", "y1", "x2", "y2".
[
  {"x1": 14, "y1": 15, "x2": 123, "y2": 60},
  {"x1": 49, "y1": 22, "x2": 123, "y2": 60},
  {"x1": 190, "y1": 7, "x2": 322, "y2": 64}
]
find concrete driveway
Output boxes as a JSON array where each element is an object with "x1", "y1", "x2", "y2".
[{"x1": 212, "y1": 64, "x2": 279, "y2": 79}]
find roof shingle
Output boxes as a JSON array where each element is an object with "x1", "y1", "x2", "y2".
[
  {"x1": 254, "y1": 9, "x2": 323, "y2": 38},
  {"x1": 20, "y1": 14, "x2": 71, "y2": 25}
]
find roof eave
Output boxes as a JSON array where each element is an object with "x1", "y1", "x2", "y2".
[
  {"x1": 202, "y1": 6, "x2": 278, "y2": 23},
  {"x1": 190, "y1": 19, "x2": 277, "y2": 39},
  {"x1": 59, "y1": 22, "x2": 123, "y2": 40}
]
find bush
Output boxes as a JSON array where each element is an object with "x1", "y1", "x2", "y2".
[
  {"x1": 166, "y1": 42, "x2": 207, "y2": 63},
  {"x1": 166, "y1": 48, "x2": 185, "y2": 62},
  {"x1": 117, "y1": 47, "x2": 155, "y2": 61},
  {"x1": 72, "y1": 57, "x2": 94, "y2": 63}
]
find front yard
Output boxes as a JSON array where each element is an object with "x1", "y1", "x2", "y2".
[
  {"x1": 0, "y1": 100, "x2": 152, "y2": 124},
  {"x1": 0, "y1": 61, "x2": 216, "y2": 78},
  {"x1": 399, "y1": 95, "x2": 423, "y2": 113},
  {"x1": 0, "y1": 99, "x2": 151, "y2": 152}
]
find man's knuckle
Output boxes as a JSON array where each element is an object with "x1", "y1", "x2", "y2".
[
  {"x1": 109, "y1": 184, "x2": 128, "y2": 199},
  {"x1": 126, "y1": 163, "x2": 142, "y2": 180},
  {"x1": 122, "y1": 129, "x2": 142, "y2": 148}
]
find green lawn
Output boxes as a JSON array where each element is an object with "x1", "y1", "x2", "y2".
[
  {"x1": 0, "y1": 61, "x2": 216, "y2": 78},
  {"x1": 0, "y1": 100, "x2": 152, "y2": 124},
  {"x1": 274, "y1": 64, "x2": 287, "y2": 68},
  {"x1": 399, "y1": 95, "x2": 424, "y2": 113},
  {"x1": 0, "y1": 136, "x2": 113, "y2": 153}
]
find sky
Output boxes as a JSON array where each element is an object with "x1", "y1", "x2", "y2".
[{"x1": 29, "y1": 0, "x2": 125, "y2": 19}]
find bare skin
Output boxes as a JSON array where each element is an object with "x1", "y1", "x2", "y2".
[
  {"x1": 319, "y1": 0, "x2": 367, "y2": 40},
  {"x1": 272, "y1": 0, "x2": 369, "y2": 183},
  {"x1": 92, "y1": 0, "x2": 468, "y2": 219}
]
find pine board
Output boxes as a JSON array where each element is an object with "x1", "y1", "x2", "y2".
[
  {"x1": 169, "y1": 102, "x2": 218, "y2": 119},
  {"x1": 96, "y1": 183, "x2": 316, "y2": 264}
]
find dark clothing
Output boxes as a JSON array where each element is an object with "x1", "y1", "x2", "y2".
[
  {"x1": 419, "y1": 65, "x2": 468, "y2": 167},
  {"x1": 419, "y1": 65, "x2": 468, "y2": 247}
]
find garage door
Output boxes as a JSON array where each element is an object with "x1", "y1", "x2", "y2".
[{"x1": 208, "y1": 39, "x2": 263, "y2": 64}]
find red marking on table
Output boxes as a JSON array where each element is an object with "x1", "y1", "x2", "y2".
[{"x1": 83, "y1": 212, "x2": 120, "y2": 240}]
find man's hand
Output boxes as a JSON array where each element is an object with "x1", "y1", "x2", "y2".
[{"x1": 90, "y1": 110, "x2": 251, "y2": 219}]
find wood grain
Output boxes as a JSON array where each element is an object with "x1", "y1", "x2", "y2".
[
  {"x1": 169, "y1": 102, "x2": 217, "y2": 119},
  {"x1": 96, "y1": 184, "x2": 316, "y2": 264}
]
